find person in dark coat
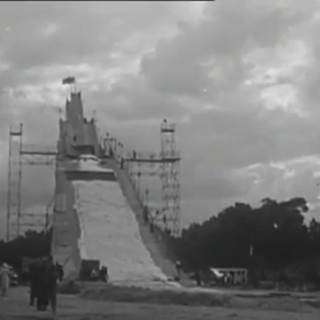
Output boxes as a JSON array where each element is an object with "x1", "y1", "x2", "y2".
[
  {"x1": 143, "y1": 206, "x2": 149, "y2": 224},
  {"x1": 28, "y1": 259, "x2": 42, "y2": 307},
  {"x1": 150, "y1": 221, "x2": 154, "y2": 233},
  {"x1": 175, "y1": 261, "x2": 182, "y2": 281},
  {"x1": 99, "y1": 265, "x2": 108, "y2": 283},
  {"x1": 56, "y1": 263, "x2": 64, "y2": 282},
  {"x1": 120, "y1": 157, "x2": 125, "y2": 169},
  {"x1": 194, "y1": 269, "x2": 202, "y2": 286},
  {"x1": 37, "y1": 256, "x2": 58, "y2": 314}
]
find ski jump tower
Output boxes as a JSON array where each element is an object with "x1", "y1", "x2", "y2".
[{"x1": 6, "y1": 76, "x2": 182, "y2": 241}]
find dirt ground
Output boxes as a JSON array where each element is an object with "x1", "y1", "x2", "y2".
[{"x1": 1, "y1": 287, "x2": 320, "y2": 320}]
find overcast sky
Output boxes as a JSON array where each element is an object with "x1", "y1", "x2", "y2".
[{"x1": 2, "y1": 0, "x2": 320, "y2": 238}]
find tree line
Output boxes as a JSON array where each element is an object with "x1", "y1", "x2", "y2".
[
  {"x1": 0, "y1": 229, "x2": 52, "y2": 270},
  {"x1": 168, "y1": 197, "x2": 320, "y2": 288}
]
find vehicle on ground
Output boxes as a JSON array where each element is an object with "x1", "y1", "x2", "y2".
[{"x1": 79, "y1": 154, "x2": 99, "y2": 162}]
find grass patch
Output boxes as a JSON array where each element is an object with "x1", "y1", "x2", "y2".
[{"x1": 80, "y1": 284, "x2": 231, "y2": 307}]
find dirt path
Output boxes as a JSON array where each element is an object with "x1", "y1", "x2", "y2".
[{"x1": 1, "y1": 287, "x2": 320, "y2": 320}]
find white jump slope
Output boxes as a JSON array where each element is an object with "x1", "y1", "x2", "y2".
[{"x1": 73, "y1": 161, "x2": 178, "y2": 287}]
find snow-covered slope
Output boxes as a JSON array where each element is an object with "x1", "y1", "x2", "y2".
[{"x1": 73, "y1": 176, "x2": 170, "y2": 284}]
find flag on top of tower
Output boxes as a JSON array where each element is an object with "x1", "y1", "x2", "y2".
[{"x1": 62, "y1": 76, "x2": 75, "y2": 85}]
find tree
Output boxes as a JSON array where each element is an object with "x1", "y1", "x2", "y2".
[
  {"x1": 170, "y1": 196, "x2": 320, "y2": 288},
  {"x1": 0, "y1": 229, "x2": 52, "y2": 270}
]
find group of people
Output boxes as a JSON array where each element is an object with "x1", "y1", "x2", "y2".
[
  {"x1": 90, "y1": 265, "x2": 109, "y2": 282},
  {"x1": 1, "y1": 255, "x2": 63, "y2": 315},
  {"x1": 28, "y1": 255, "x2": 63, "y2": 314}
]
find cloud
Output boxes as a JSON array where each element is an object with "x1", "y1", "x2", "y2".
[
  {"x1": 0, "y1": 2, "x2": 178, "y2": 69},
  {"x1": 234, "y1": 156, "x2": 320, "y2": 222},
  {"x1": 2, "y1": 0, "x2": 320, "y2": 238}
]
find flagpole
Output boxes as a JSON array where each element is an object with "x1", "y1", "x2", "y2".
[{"x1": 62, "y1": 76, "x2": 76, "y2": 98}]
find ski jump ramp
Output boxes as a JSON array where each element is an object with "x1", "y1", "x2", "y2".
[
  {"x1": 53, "y1": 158, "x2": 179, "y2": 288},
  {"x1": 75, "y1": 178, "x2": 167, "y2": 283}
]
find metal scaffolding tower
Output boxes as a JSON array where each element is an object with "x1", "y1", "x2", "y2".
[
  {"x1": 160, "y1": 119, "x2": 181, "y2": 236},
  {"x1": 6, "y1": 123, "x2": 57, "y2": 241},
  {"x1": 125, "y1": 119, "x2": 181, "y2": 237},
  {"x1": 6, "y1": 124, "x2": 23, "y2": 241}
]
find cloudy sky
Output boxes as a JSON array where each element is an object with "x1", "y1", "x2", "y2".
[{"x1": 2, "y1": 0, "x2": 320, "y2": 238}]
